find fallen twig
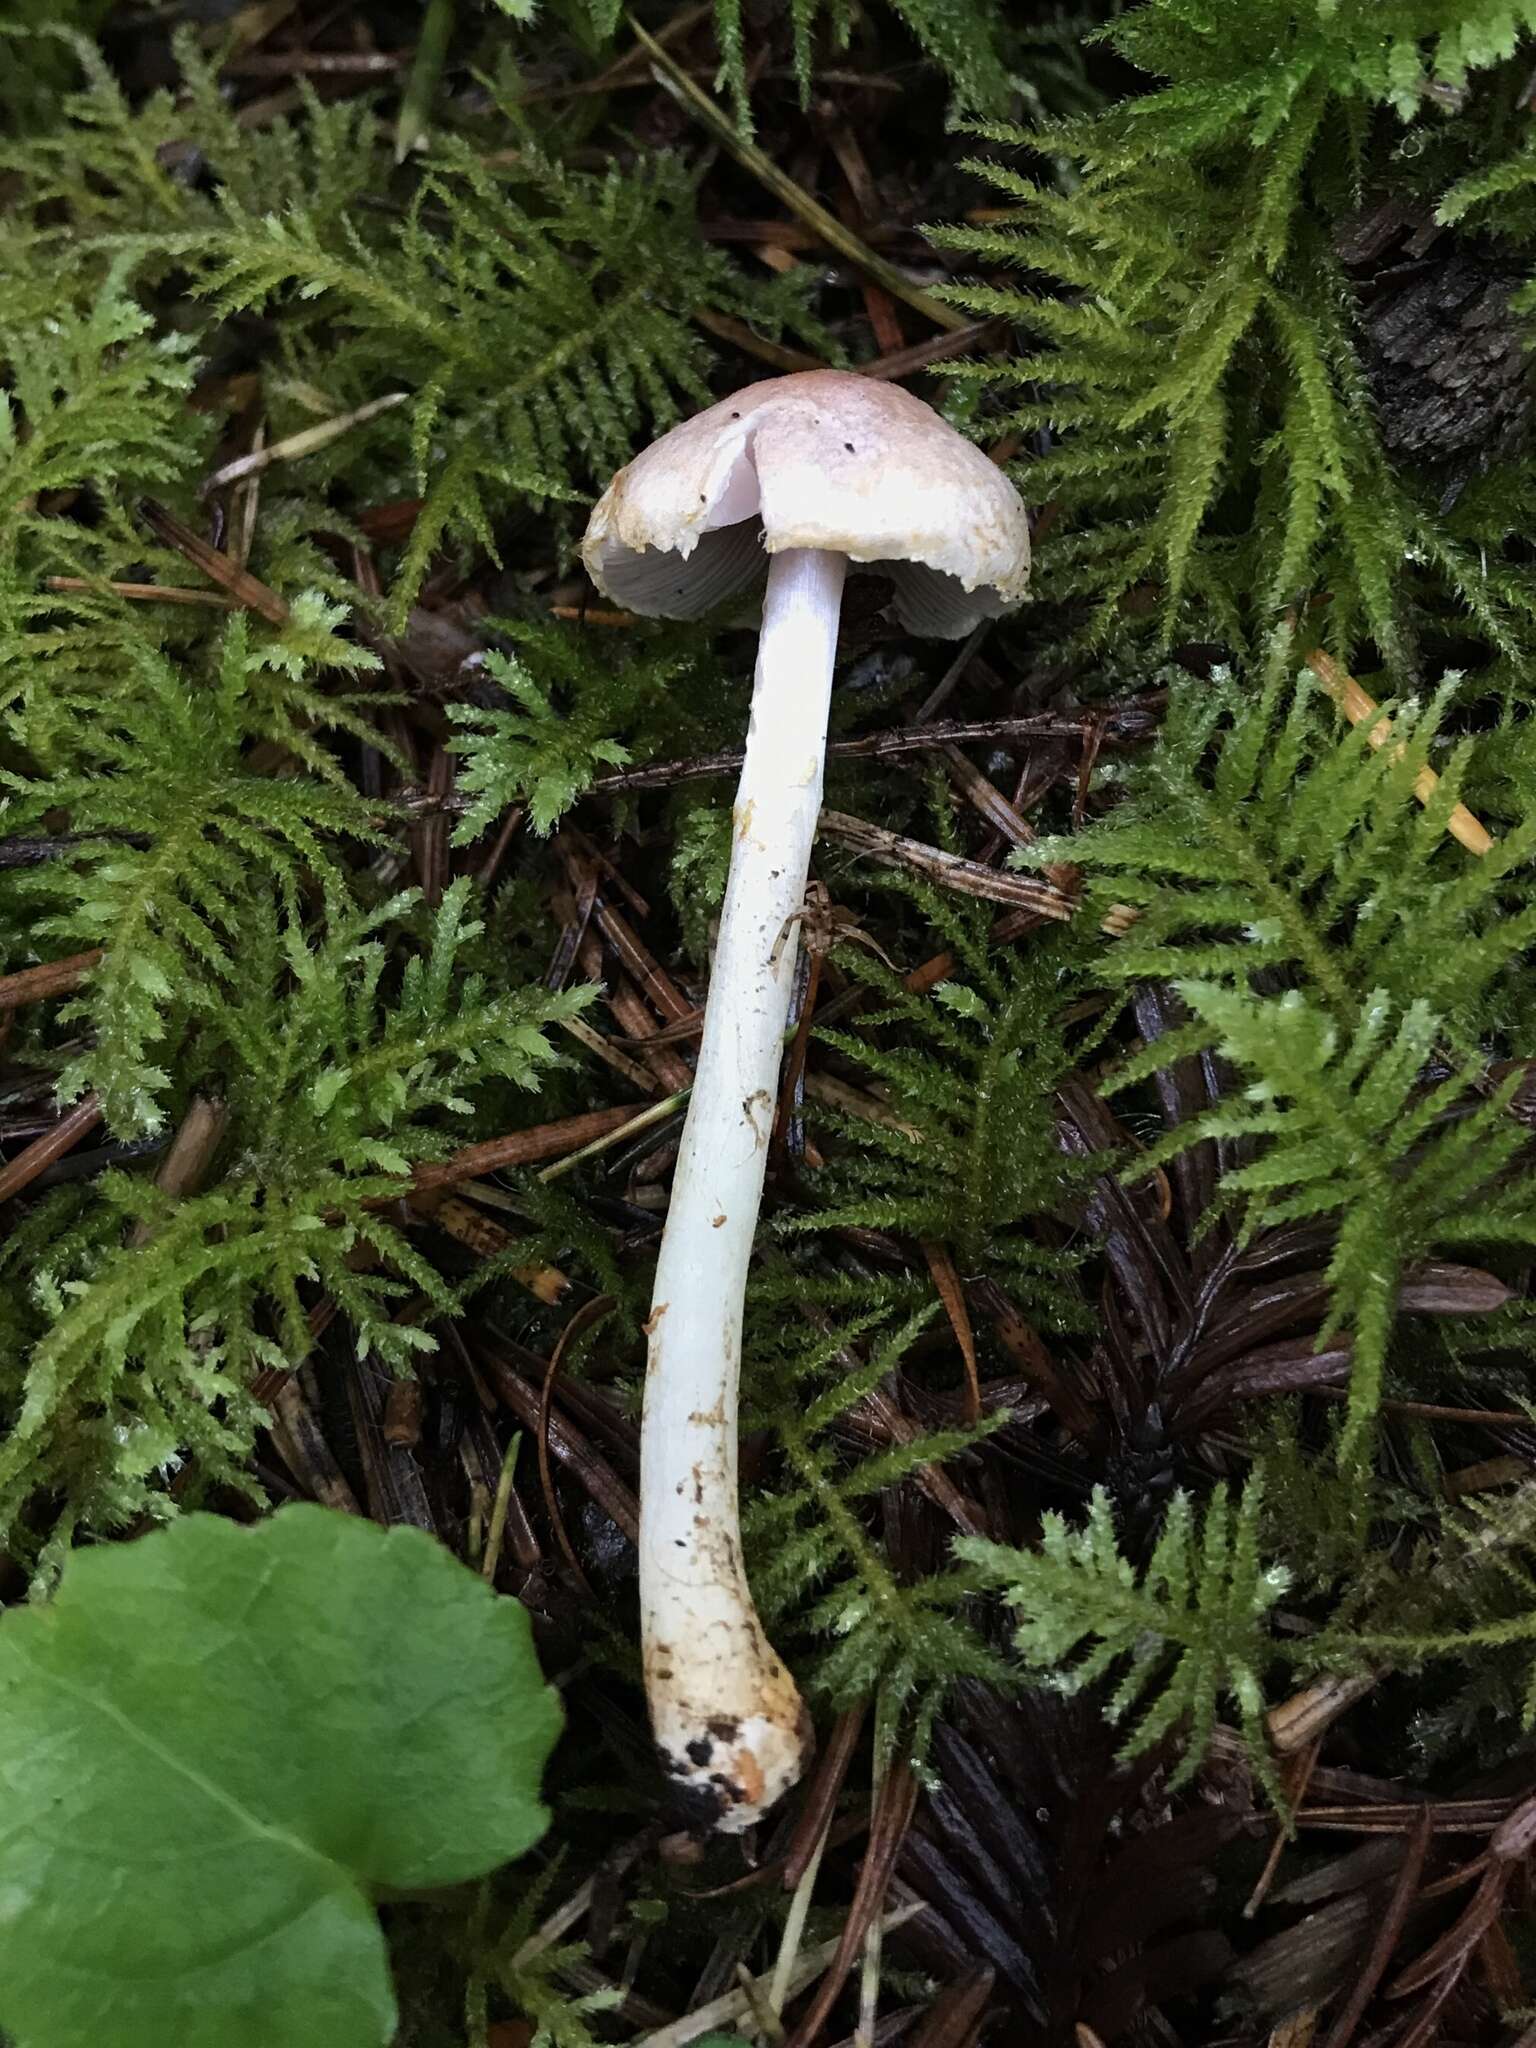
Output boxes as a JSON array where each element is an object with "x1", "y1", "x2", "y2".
[
  {"x1": 584, "y1": 708, "x2": 1158, "y2": 797},
  {"x1": 0, "y1": 950, "x2": 102, "y2": 1010},
  {"x1": 819, "y1": 810, "x2": 1076, "y2": 917},
  {"x1": 137, "y1": 499, "x2": 290, "y2": 626},
  {"x1": 0, "y1": 1094, "x2": 104, "y2": 1205}
]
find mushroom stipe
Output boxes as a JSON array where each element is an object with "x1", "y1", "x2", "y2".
[{"x1": 582, "y1": 370, "x2": 1031, "y2": 1832}]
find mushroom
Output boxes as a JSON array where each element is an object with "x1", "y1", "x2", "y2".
[{"x1": 582, "y1": 370, "x2": 1031, "y2": 1831}]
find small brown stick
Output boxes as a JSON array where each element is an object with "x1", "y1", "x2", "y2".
[
  {"x1": 547, "y1": 605, "x2": 641, "y2": 626},
  {"x1": 405, "y1": 1105, "x2": 640, "y2": 1194},
  {"x1": 562, "y1": 1013, "x2": 657, "y2": 1094},
  {"x1": 126, "y1": 1095, "x2": 228, "y2": 1248},
  {"x1": 137, "y1": 499, "x2": 290, "y2": 626},
  {"x1": 819, "y1": 811, "x2": 1075, "y2": 917},
  {"x1": 1303, "y1": 649, "x2": 1493, "y2": 856},
  {"x1": 474, "y1": 803, "x2": 525, "y2": 891},
  {"x1": 851, "y1": 1384, "x2": 988, "y2": 1535},
  {"x1": 1389, "y1": 1861, "x2": 1505, "y2": 1998},
  {"x1": 1321, "y1": 1806, "x2": 1433, "y2": 2048},
  {"x1": 0, "y1": 950, "x2": 102, "y2": 1010},
  {"x1": 970, "y1": 1277, "x2": 1100, "y2": 1445},
  {"x1": 781, "y1": 1758, "x2": 920, "y2": 2048},
  {"x1": 553, "y1": 0, "x2": 712, "y2": 95},
  {"x1": 612, "y1": 1010, "x2": 707, "y2": 1050},
  {"x1": 479, "y1": 1344, "x2": 639, "y2": 1543},
  {"x1": 549, "y1": 862, "x2": 601, "y2": 995},
  {"x1": 857, "y1": 319, "x2": 1007, "y2": 383},
  {"x1": 1306, "y1": 1387, "x2": 1536, "y2": 1426},
  {"x1": 939, "y1": 744, "x2": 1036, "y2": 849},
  {"x1": 587, "y1": 710, "x2": 1155, "y2": 796},
  {"x1": 782, "y1": 1703, "x2": 870, "y2": 1890},
  {"x1": 0, "y1": 1094, "x2": 104, "y2": 1204},
  {"x1": 904, "y1": 1968, "x2": 997, "y2": 2048},
  {"x1": 591, "y1": 897, "x2": 693, "y2": 1024},
  {"x1": 267, "y1": 1379, "x2": 363, "y2": 1516},
  {"x1": 693, "y1": 308, "x2": 829, "y2": 375},
  {"x1": 774, "y1": 943, "x2": 824, "y2": 1158},
  {"x1": 201, "y1": 391, "x2": 411, "y2": 494},
  {"x1": 409, "y1": 743, "x2": 452, "y2": 908},
  {"x1": 1244, "y1": 1737, "x2": 1322, "y2": 1917},
  {"x1": 576, "y1": 926, "x2": 694, "y2": 1095},
  {"x1": 45, "y1": 577, "x2": 239, "y2": 609},
  {"x1": 415, "y1": 1192, "x2": 569, "y2": 1302},
  {"x1": 921, "y1": 1242, "x2": 980, "y2": 1424},
  {"x1": 537, "y1": 1089, "x2": 690, "y2": 1184},
  {"x1": 802, "y1": 1071, "x2": 923, "y2": 1140},
  {"x1": 1267, "y1": 1672, "x2": 1379, "y2": 1756},
  {"x1": 229, "y1": 420, "x2": 264, "y2": 568}
]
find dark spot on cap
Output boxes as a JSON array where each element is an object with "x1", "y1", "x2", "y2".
[
  {"x1": 844, "y1": 441, "x2": 855, "y2": 453},
  {"x1": 686, "y1": 1736, "x2": 714, "y2": 1766},
  {"x1": 674, "y1": 1538, "x2": 686, "y2": 1548},
  {"x1": 731, "y1": 410, "x2": 741, "y2": 418},
  {"x1": 706, "y1": 1716, "x2": 741, "y2": 1743}
]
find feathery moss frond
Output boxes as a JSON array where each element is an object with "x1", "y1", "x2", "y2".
[
  {"x1": 962, "y1": 1479, "x2": 1293, "y2": 1794},
  {"x1": 0, "y1": 268, "x2": 203, "y2": 591},
  {"x1": 791, "y1": 876, "x2": 1094, "y2": 1326},
  {"x1": 448, "y1": 623, "x2": 708, "y2": 838},
  {"x1": 934, "y1": 1, "x2": 1536, "y2": 662},
  {"x1": 745, "y1": 1287, "x2": 1014, "y2": 1744},
  {"x1": 0, "y1": 881, "x2": 588, "y2": 1560},
  {"x1": 1036, "y1": 657, "x2": 1536, "y2": 1449},
  {"x1": 140, "y1": 140, "x2": 828, "y2": 625},
  {"x1": 3, "y1": 614, "x2": 385, "y2": 1133}
]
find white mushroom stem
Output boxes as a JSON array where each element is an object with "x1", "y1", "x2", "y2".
[{"x1": 640, "y1": 546, "x2": 847, "y2": 1830}]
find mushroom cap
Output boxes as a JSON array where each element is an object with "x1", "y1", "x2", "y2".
[{"x1": 581, "y1": 369, "x2": 1029, "y2": 638}]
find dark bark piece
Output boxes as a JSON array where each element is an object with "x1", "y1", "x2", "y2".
[{"x1": 1339, "y1": 200, "x2": 1534, "y2": 495}]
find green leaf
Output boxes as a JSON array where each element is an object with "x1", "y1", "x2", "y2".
[{"x1": 0, "y1": 1507, "x2": 561, "y2": 2048}]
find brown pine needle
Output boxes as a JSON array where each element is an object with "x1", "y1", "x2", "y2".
[
  {"x1": 1303, "y1": 648, "x2": 1493, "y2": 856},
  {"x1": 0, "y1": 950, "x2": 102, "y2": 1010},
  {"x1": 922, "y1": 1240, "x2": 981, "y2": 1424},
  {"x1": 200, "y1": 392, "x2": 410, "y2": 494},
  {"x1": 0, "y1": 1094, "x2": 104, "y2": 1205},
  {"x1": 631, "y1": 15, "x2": 968, "y2": 336},
  {"x1": 45, "y1": 577, "x2": 238, "y2": 609}
]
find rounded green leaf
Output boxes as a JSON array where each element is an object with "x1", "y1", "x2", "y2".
[{"x1": 0, "y1": 1505, "x2": 561, "y2": 2048}]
